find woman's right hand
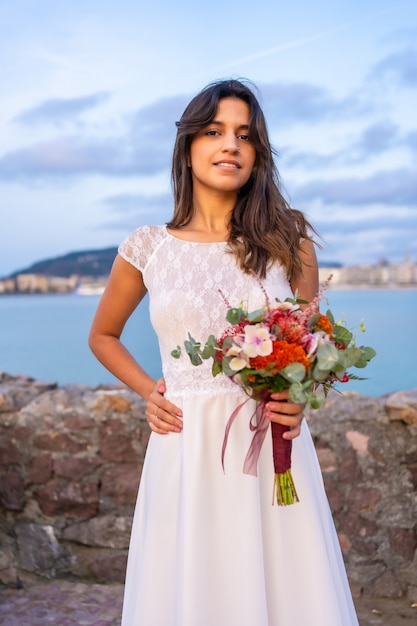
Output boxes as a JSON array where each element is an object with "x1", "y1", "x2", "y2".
[{"x1": 146, "y1": 378, "x2": 183, "y2": 435}]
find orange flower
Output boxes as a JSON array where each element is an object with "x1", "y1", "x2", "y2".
[
  {"x1": 314, "y1": 314, "x2": 334, "y2": 336},
  {"x1": 249, "y1": 340, "x2": 310, "y2": 371}
]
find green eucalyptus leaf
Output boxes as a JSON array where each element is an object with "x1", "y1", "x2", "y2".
[
  {"x1": 246, "y1": 308, "x2": 265, "y2": 323},
  {"x1": 333, "y1": 325, "x2": 352, "y2": 347},
  {"x1": 340, "y1": 346, "x2": 362, "y2": 368},
  {"x1": 332, "y1": 361, "x2": 347, "y2": 373},
  {"x1": 212, "y1": 360, "x2": 222, "y2": 377},
  {"x1": 226, "y1": 308, "x2": 244, "y2": 325},
  {"x1": 308, "y1": 392, "x2": 326, "y2": 409},
  {"x1": 361, "y1": 346, "x2": 377, "y2": 361},
  {"x1": 316, "y1": 343, "x2": 340, "y2": 370},
  {"x1": 289, "y1": 382, "x2": 307, "y2": 403},
  {"x1": 200, "y1": 335, "x2": 217, "y2": 360},
  {"x1": 184, "y1": 334, "x2": 203, "y2": 366},
  {"x1": 279, "y1": 362, "x2": 306, "y2": 383},
  {"x1": 307, "y1": 312, "x2": 321, "y2": 330},
  {"x1": 188, "y1": 351, "x2": 203, "y2": 366},
  {"x1": 325, "y1": 309, "x2": 335, "y2": 326},
  {"x1": 171, "y1": 347, "x2": 181, "y2": 359},
  {"x1": 222, "y1": 337, "x2": 234, "y2": 351},
  {"x1": 312, "y1": 364, "x2": 331, "y2": 381},
  {"x1": 353, "y1": 346, "x2": 377, "y2": 368}
]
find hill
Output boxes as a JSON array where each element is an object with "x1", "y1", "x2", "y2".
[{"x1": 9, "y1": 248, "x2": 118, "y2": 279}]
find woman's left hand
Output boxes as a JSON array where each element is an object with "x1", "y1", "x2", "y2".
[{"x1": 265, "y1": 389, "x2": 305, "y2": 440}]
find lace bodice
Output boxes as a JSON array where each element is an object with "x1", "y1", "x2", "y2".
[{"x1": 119, "y1": 225, "x2": 294, "y2": 398}]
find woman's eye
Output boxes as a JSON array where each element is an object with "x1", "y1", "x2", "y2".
[
  {"x1": 239, "y1": 134, "x2": 250, "y2": 141},
  {"x1": 206, "y1": 129, "x2": 219, "y2": 136}
]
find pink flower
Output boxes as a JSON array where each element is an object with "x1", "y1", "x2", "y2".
[
  {"x1": 242, "y1": 324, "x2": 273, "y2": 358},
  {"x1": 226, "y1": 344, "x2": 249, "y2": 372}
]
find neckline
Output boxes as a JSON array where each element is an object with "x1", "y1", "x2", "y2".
[{"x1": 164, "y1": 225, "x2": 228, "y2": 245}]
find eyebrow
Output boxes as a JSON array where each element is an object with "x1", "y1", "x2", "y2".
[{"x1": 209, "y1": 119, "x2": 250, "y2": 131}]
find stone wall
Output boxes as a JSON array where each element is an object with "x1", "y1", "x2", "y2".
[{"x1": 0, "y1": 372, "x2": 416, "y2": 600}]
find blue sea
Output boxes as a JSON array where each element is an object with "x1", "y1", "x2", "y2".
[{"x1": 0, "y1": 289, "x2": 416, "y2": 397}]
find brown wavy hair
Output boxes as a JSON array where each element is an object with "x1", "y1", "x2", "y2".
[{"x1": 167, "y1": 79, "x2": 316, "y2": 281}]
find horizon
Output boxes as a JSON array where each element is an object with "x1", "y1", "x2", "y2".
[
  {"x1": 1, "y1": 1, "x2": 416, "y2": 275},
  {"x1": 3, "y1": 243, "x2": 414, "y2": 281}
]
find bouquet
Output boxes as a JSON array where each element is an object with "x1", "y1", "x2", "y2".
[{"x1": 171, "y1": 277, "x2": 376, "y2": 505}]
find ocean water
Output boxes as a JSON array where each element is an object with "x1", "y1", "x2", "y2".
[{"x1": 0, "y1": 289, "x2": 416, "y2": 397}]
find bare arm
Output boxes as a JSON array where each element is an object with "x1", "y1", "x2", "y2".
[
  {"x1": 290, "y1": 238, "x2": 319, "y2": 305},
  {"x1": 88, "y1": 255, "x2": 182, "y2": 434}
]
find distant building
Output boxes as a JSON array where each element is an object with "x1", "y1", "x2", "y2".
[
  {"x1": 319, "y1": 256, "x2": 417, "y2": 289},
  {"x1": 0, "y1": 274, "x2": 78, "y2": 294},
  {"x1": 0, "y1": 256, "x2": 416, "y2": 295}
]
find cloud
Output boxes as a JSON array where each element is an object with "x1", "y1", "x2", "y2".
[
  {"x1": 352, "y1": 119, "x2": 399, "y2": 155},
  {"x1": 102, "y1": 192, "x2": 172, "y2": 214},
  {"x1": 284, "y1": 119, "x2": 401, "y2": 169},
  {"x1": 370, "y1": 47, "x2": 417, "y2": 87},
  {"x1": 129, "y1": 94, "x2": 189, "y2": 130},
  {"x1": 318, "y1": 222, "x2": 415, "y2": 264},
  {"x1": 100, "y1": 193, "x2": 173, "y2": 230},
  {"x1": 13, "y1": 92, "x2": 111, "y2": 126},
  {"x1": 404, "y1": 129, "x2": 417, "y2": 152},
  {"x1": 0, "y1": 133, "x2": 171, "y2": 181},
  {"x1": 0, "y1": 93, "x2": 189, "y2": 181},
  {"x1": 294, "y1": 167, "x2": 417, "y2": 206},
  {"x1": 259, "y1": 81, "x2": 364, "y2": 126}
]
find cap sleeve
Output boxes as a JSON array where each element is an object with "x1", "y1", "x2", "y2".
[{"x1": 118, "y1": 225, "x2": 167, "y2": 272}]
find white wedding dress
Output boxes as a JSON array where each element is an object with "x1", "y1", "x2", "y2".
[{"x1": 118, "y1": 225, "x2": 359, "y2": 626}]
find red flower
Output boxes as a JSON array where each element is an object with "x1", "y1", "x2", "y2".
[{"x1": 268, "y1": 308, "x2": 307, "y2": 345}]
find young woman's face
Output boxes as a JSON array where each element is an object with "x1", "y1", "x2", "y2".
[{"x1": 189, "y1": 97, "x2": 256, "y2": 198}]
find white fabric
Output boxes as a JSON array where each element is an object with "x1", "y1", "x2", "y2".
[{"x1": 119, "y1": 225, "x2": 359, "y2": 626}]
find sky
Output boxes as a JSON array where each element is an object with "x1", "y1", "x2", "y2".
[{"x1": 1, "y1": 0, "x2": 416, "y2": 276}]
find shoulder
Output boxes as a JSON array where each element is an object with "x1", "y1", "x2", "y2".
[{"x1": 118, "y1": 225, "x2": 168, "y2": 272}]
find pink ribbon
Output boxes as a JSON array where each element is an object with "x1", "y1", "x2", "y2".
[{"x1": 221, "y1": 397, "x2": 270, "y2": 477}]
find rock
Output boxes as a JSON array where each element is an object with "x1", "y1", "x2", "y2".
[
  {"x1": 93, "y1": 392, "x2": 132, "y2": 415},
  {"x1": 365, "y1": 569, "x2": 403, "y2": 598},
  {"x1": 338, "y1": 447, "x2": 363, "y2": 483},
  {"x1": 0, "y1": 372, "x2": 416, "y2": 598},
  {"x1": 26, "y1": 453, "x2": 53, "y2": 484},
  {"x1": 99, "y1": 427, "x2": 139, "y2": 463},
  {"x1": 385, "y1": 390, "x2": 417, "y2": 426},
  {"x1": 53, "y1": 456, "x2": 102, "y2": 480},
  {"x1": 34, "y1": 432, "x2": 88, "y2": 454},
  {"x1": 100, "y1": 465, "x2": 141, "y2": 507},
  {"x1": 0, "y1": 441, "x2": 21, "y2": 465},
  {"x1": 35, "y1": 479, "x2": 99, "y2": 518},
  {"x1": 0, "y1": 375, "x2": 56, "y2": 413},
  {"x1": 89, "y1": 553, "x2": 127, "y2": 583},
  {"x1": 388, "y1": 527, "x2": 417, "y2": 561},
  {"x1": 15, "y1": 523, "x2": 71, "y2": 578},
  {"x1": 0, "y1": 469, "x2": 26, "y2": 510},
  {"x1": 316, "y1": 448, "x2": 338, "y2": 473},
  {"x1": 63, "y1": 515, "x2": 132, "y2": 549},
  {"x1": 348, "y1": 487, "x2": 381, "y2": 514}
]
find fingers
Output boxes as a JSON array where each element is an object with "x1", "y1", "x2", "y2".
[
  {"x1": 266, "y1": 390, "x2": 305, "y2": 440},
  {"x1": 146, "y1": 379, "x2": 183, "y2": 435}
]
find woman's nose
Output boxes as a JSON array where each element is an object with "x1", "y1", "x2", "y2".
[{"x1": 222, "y1": 132, "x2": 240, "y2": 153}]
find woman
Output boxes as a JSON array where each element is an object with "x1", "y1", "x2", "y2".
[{"x1": 89, "y1": 79, "x2": 359, "y2": 625}]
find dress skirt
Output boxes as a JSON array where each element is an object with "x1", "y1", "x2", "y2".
[{"x1": 121, "y1": 391, "x2": 359, "y2": 626}]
